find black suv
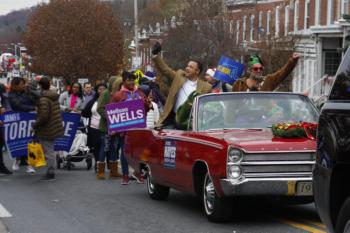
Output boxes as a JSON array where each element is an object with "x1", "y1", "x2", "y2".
[{"x1": 314, "y1": 50, "x2": 350, "y2": 233}]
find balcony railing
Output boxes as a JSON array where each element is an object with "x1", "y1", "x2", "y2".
[{"x1": 226, "y1": 0, "x2": 257, "y2": 6}]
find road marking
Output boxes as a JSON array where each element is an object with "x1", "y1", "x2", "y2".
[
  {"x1": 304, "y1": 219, "x2": 327, "y2": 229},
  {"x1": 0, "y1": 204, "x2": 12, "y2": 218},
  {"x1": 279, "y1": 218, "x2": 327, "y2": 233}
]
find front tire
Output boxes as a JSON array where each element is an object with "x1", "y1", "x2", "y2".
[
  {"x1": 203, "y1": 173, "x2": 233, "y2": 222},
  {"x1": 336, "y1": 197, "x2": 350, "y2": 233},
  {"x1": 146, "y1": 166, "x2": 169, "y2": 200}
]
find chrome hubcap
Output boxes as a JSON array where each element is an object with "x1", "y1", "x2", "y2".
[
  {"x1": 204, "y1": 174, "x2": 216, "y2": 214},
  {"x1": 147, "y1": 167, "x2": 154, "y2": 194}
]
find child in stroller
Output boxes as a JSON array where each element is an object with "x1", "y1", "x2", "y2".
[{"x1": 56, "y1": 123, "x2": 93, "y2": 170}]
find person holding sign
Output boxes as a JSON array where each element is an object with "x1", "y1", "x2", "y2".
[
  {"x1": 111, "y1": 71, "x2": 152, "y2": 185},
  {"x1": 204, "y1": 68, "x2": 232, "y2": 93},
  {"x1": 32, "y1": 77, "x2": 64, "y2": 181},
  {"x1": 151, "y1": 42, "x2": 212, "y2": 128},
  {"x1": 232, "y1": 53, "x2": 300, "y2": 92}
]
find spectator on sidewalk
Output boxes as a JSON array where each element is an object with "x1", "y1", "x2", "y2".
[
  {"x1": 81, "y1": 82, "x2": 95, "y2": 109},
  {"x1": 204, "y1": 68, "x2": 232, "y2": 93},
  {"x1": 0, "y1": 83, "x2": 12, "y2": 175},
  {"x1": 59, "y1": 82, "x2": 84, "y2": 113},
  {"x1": 32, "y1": 77, "x2": 64, "y2": 181}
]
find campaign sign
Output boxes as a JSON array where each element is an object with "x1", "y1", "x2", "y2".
[
  {"x1": 214, "y1": 56, "x2": 245, "y2": 84},
  {"x1": 106, "y1": 99, "x2": 146, "y2": 134},
  {"x1": 1, "y1": 112, "x2": 36, "y2": 158},
  {"x1": 54, "y1": 112, "x2": 81, "y2": 152}
]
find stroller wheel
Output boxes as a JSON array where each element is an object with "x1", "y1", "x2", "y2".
[
  {"x1": 66, "y1": 156, "x2": 72, "y2": 170},
  {"x1": 56, "y1": 154, "x2": 61, "y2": 169},
  {"x1": 86, "y1": 158, "x2": 92, "y2": 170}
]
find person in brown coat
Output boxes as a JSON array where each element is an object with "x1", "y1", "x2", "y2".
[
  {"x1": 151, "y1": 42, "x2": 212, "y2": 128},
  {"x1": 232, "y1": 53, "x2": 300, "y2": 92},
  {"x1": 33, "y1": 77, "x2": 64, "y2": 181}
]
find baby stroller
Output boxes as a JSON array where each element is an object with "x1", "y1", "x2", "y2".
[{"x1": 56, "y1": 124, "x2": 93, "y2": 170}]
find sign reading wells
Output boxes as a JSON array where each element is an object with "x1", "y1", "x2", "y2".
[{"x1": 106, "y1": 99, "x2": 146, "y2": 134}]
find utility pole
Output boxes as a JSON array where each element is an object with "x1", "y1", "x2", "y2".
[{"x1": 134, "y1": 0, "x2": 139, "y2": 58}]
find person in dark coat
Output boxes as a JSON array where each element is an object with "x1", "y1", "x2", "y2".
[
  {"x1": 32, "y1": 77, "x2": 64, "y2": 181},
  {"x1": 0, "y1": 83, "x2": 12, "y2": 174}
]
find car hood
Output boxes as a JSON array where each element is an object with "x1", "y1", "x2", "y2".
[{"x1": 201, "y1": 129, "x2": 316, "y2": 152}]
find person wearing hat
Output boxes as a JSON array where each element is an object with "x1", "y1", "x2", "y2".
[
  {"x1": 232, "y1": 53, "x2": 300, "y2": 92},
  {"x1": 151, "y1": 42, "x2": 211, "y2": 128},
  {"x1": 204, "y1": 68, "x2": 232, "y2": 93}
]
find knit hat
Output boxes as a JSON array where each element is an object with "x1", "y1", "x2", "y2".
[{"x1": 248, "y1": 55, "x2": 263, "y2": 68}]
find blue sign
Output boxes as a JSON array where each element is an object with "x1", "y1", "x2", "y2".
[
  {"x1": 214, "y1": 56, "x2": 245, "y2": 84},
  {"x1": 1, "y1": 112, "x2": 80, "y2": 158},
  {"x1": 1, "y1": 112, "x2": 36, "y2": 158},
  {"x1": 54, "y1": 112, "x2": 81, "y2": 152}
]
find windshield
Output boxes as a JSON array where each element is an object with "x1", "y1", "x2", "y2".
[{"x1": 197, "y1": 93, "x2": 319, "y2": 131}]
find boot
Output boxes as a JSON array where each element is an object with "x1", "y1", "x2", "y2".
[
  {"x1": 109, "y1": 161, "x2": 122, "y2": 178},
  {"x1": 96, "y1": 162, "x2": 106, "y2": 180}
]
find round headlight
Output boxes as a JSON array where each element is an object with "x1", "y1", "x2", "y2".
[
  {"x1": 228, "y1": 148, "x2": 243, "y2": 164},
  {"x1": 228, "y1": 165, "x2": 242, "y2": 179}
]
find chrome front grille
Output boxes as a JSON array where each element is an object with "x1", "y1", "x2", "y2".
[{"x1": 242, "y1": 152, "x2": 315, "y2": 180}]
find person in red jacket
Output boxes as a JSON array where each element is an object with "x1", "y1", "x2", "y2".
[{"x1": 111, "y1": 71, "x2": 152, "y2": 185}]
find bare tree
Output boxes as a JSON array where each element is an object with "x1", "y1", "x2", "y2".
[{"x1": 24, "y1": 0, "x2": 124, "y2": 84}]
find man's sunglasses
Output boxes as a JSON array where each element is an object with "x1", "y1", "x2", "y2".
[{"x1": 252, "y1": 67, "x2": 264, "y2": 72}]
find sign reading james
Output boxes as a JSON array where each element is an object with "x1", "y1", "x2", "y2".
[{"x1": 106, "y1": 99, "x2": 146, "y2": 134}]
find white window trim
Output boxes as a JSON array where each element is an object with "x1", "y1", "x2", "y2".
[
  {"x1": 258, "y1": 11, "x2": 263, "y2": 40},
  {"x1": 267, "y1": 11, "x2": 271, "y2": 35},
  {"x1": 294, "y1": 0, "x2": 299, "y2": 32},
  {"x1": 315, "y1": 0, "x2": 320, "y2": 25},
  {"x1": 236, "y1": 20, "x2": 240, "y2": 45},
  {"x1": 250, "y1": 15, "x2": 255, "y2": 42},
  {"x1": 285, "y1": 5, "x2": 289, "y2": 36},
  {"x1": 275, "y1": 6, "x2": 280, "y2": 37},
  {"x1": 341, "y1": 0, "x2": 349, "y2": 16},
  {"x1": 304, "y1": 0, "x2": 310, "y2": 30},
  {"x1": 243, "y1": 16, "x2": 247, "y2": 42},
  {"x1": 327, "y1": 0, "x2": 333, "y2": 25}
]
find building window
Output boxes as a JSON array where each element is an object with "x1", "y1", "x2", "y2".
[
  {"x1": 243, "y1": 16, "x2": 247, "y2": 41},
  {"x1": 285, "y1": 5, "x2": 289, "y2": 36},
  {"x1": 324, "y1": 50, "x2": 342, "y2": 76},
  {"x1": 304, "y1": 0, "x2": 310, "y2": 29},
  {"x1": 294, "y1": 0, "x2": 299, "y2": 32},
  {"x1": 327, "y1": 0, "x2": 333, "y2": 25},
  {"x1": 250, "y1": 15, "x2": 255, "y2": 41},
  {"x1": 267, "y1": 11, "x2": 271, "y2": 35},
  {"x1": 258, "y1": 11, "x2": 263, "y2": 40},
  {"x1": 236, "y1": 20, "x2": 240, "y2": 45},
  {"x1": 341, "y1": 0, "x2": 349, "y2": 16},
  {"x1": 275, "y1": 6, "x2": 280, "y2": 37}
]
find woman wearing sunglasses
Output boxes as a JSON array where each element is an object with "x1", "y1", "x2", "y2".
[{"x1": 232, "y1": 53, "x2": 300, "y2": 92}]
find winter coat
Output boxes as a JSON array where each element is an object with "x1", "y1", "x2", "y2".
[
  {"x1": 232, "y1": 57, "x2": 298, "y2": 92},
  {"x1": 8, "y1": 91, "x2": 36, "y2": 112},
  {"x1": 33, "y1": 90, "x2": 64, "y2": 140},
  {"x1": 152, "y1": 55, "x2": 212, "y2": 126},
  {"x1": 97, "y1": 76, "x2": 122, "y2": 133},
  {"x1": 59, "y1": 91, "x2": 83, "y2": 112}
]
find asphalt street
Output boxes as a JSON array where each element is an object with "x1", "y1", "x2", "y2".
[{"x1": 0, "y1": 157, "x2": 327, "y2": 233}]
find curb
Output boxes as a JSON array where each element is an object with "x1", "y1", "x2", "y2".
[{"x1": 0, "y1": 220, "x2": 8, "y2": 233}]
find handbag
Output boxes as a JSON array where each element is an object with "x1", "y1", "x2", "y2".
[{"x1": 27, "y1": 141, "x2": 47, "y2": 167}]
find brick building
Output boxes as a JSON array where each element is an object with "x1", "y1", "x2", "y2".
[{"x1": 225, "y1": 0, "x2": 350, "y2": 96}]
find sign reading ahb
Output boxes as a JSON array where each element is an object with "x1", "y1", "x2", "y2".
[
  {"x1": 214, "y1": 56, "x2": 245, "y2": 84},
  {"x1": 106, "y1": 99, "x2": 146, "y2": 134}
]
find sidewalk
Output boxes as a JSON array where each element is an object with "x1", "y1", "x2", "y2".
[{"x1": 0, "y1": 220, "x2": 8, "y2": 233}]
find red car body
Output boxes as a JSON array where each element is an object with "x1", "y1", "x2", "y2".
[{"x1": 124, "y1": 92, "x2": 318, "y2": 222}]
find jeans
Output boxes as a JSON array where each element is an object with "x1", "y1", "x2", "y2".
[
  {"x1": 118, "y1": 136, "x2": 129, "y2": 176},
  {"x1": 98, "y1": 133, "x2": 118, "y2": 162}
]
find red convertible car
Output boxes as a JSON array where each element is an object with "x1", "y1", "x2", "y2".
[{"x1": 124, "y1": 92, "x2": 319, "y2": 222}]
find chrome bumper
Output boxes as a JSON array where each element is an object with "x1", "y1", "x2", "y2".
[{"x1": 220, "y1": 177, "x2": 313, "y2": 196}]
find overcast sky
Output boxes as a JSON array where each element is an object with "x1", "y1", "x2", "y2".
[{"x1": 0, "y1": 0, "x2": 48, "y2": 16}]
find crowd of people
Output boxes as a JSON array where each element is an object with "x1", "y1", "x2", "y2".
[{"x1": 0, "y1": 41, "x2": 300, "y2": 185}]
